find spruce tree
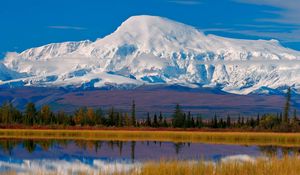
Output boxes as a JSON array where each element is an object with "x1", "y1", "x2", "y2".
[
  {"x1": 153, "y1": 113, "x2": 158, "y2": 127},
  {"x1": 131, "y1": 100, "x2": 136, "y2": 127},
  {"x1": 163, "y1": 117, "x2": 168, "y2": 127},
  {"x1": 146, "y1": 112, "x2": 151, "y2": 127},
  {"x1": 183, "y1": 113, "x2": 187, "y2": 128},
  {"x1": 108, "y1": 107, "x2": 115, "y2": 126},
  {"x1": 279, "y1": 112, "x2": 283, "y2": 123},
  {"x1": 95, "y1": 108, "x2": 103, "y2": 125},
  {"x1": 25, "y1": 102, "x2": 37, "y2": 125},
  {"x1": 172, "y1": 104, "x2": 184, "y2": 128},
  {"x1": 86, "y1": 108, "x2": 96, "y2": 126},
  {"x1": 74, "y1": 108, "x2": 85, "y2": 126},
  {"x1": 1, "y1": 102, "x2": 13, "y2": 125},
  {"x1": 186, "y1": 111, "x2": 192, "y2": 128},
  {"x1": 213, "y1": 114, "x2": 218, "y2": 128},
  {"x1": 124, "y1": 113, "x2": 130, "y2": 126},
  {"x1": 159, "y1": 112, "x2": 163, "y2": 126},
  {"x1": 283, "y1": 87, "x2": 291, "y2": 123},
  {"x1": 293, "y1": 109, "x2": 298, "y2": 124},
  {"x1": 191, "y1": 117, "x2": 195, "y2": 128},
  {"x1": 220, "y1": 118, "x2": 224, "y2": 128},
  {"x1": 226, "y1": 114, "x2": 231, "y2": 128},
  {"x1": 241, "y1": 117, "x2": 245, "y2": 126},
  {"x1": 118, "y1": 112, "x2": 123, "y2": 127},
  {"x1": 196, "y1": 115, "x2": 203, "y2": 128},
  {"x1": 237, "y1": 115, "x2": 241, "y2": 127},
  {"x1": 40, "y1": 105, "x2": 52, "y2": 125},
  {"x1": 250, "y1": 117, "x2": 256, "y2": 128}
]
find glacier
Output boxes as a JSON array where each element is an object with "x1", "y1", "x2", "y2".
[{"x1": 1, "y1": 15, "x2": 300, "y2": 94}]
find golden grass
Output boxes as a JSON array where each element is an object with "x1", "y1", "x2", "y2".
[
  {"x1": 135, "y1": 156, "x2": 300, "y2": 175},
  {"x1": 1, "y1": 129, "x2": 300, "y2": 147}
]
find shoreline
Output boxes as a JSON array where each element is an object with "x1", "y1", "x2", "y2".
[{"x1": 1, "y1": 128, "x2": 300, "y2": 147}]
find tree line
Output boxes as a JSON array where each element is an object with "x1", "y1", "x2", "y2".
[{"x1": 0, "y1": 87, "x2": 298, "y2": 131}]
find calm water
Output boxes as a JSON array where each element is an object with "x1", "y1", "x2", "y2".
[{"x1": 0, "y1": 139, "x2": 298, "y2": 174}]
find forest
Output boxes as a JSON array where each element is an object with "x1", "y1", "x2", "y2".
[{"x1": 0, "y1": 87, "x2": 298, "y2": 131}]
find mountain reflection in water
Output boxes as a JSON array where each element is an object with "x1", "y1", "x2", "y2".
[{"x1": 0, "y1": 139, "x2": 299, "y2": 174}]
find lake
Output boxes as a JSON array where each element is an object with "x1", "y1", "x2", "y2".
[{"x1": 0, "y1": 139, "x2": 298, "y2": 174}]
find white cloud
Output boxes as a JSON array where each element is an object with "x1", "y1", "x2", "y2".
[
  {"x1": 200, "y1": 28, "x2": 233, "y2": 32},
  {"x1": 235, "y1": 0, "x2": 300, "y2": 25},
  {"x1": 202, "y1": 24, "x2": 300, "y2": 43},
  {"x1": 204, "y1": 27, "x2": 300, "y2": 43},
  {"x1": 229, "y1": 29, "x2": 300, "y2": 42},
  {"x1": 168, "y1": 0, "x2": 202, "y2": 5},
  {"x1": 48, "y1": 26, "x2": 86, "y2": 30}
]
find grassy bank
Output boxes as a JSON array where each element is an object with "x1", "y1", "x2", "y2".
[
  {"x1": 135, "y1": 156, "x2": 300, "y2": 175},
  {"x1": 1, "y1": 129, "x2": 300, "y2": 147}
]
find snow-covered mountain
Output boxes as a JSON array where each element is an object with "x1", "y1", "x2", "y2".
[
  {"x1": 0, "y1": 63, "x2": 26, "y2": 82},
  {"x1": 1, "y1": 15, "x2": 300, "y2": 94}
]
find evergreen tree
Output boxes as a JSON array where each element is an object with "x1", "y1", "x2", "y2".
[
  {"x1": 250, "y1": 117, "x2": 256, "y2": 128},
  {"x1": 279, "y1": 112, "x2": 283, "y2": 123},
  {"x1": 40, "y1": 105, "x2": 52, "y2": 125},
  {"x1": 117, "y1": 112, "x2": 123, "y2": 127},
  {"x1": 182, "y1": 113, "x2": 187, "y2": 128},
  {"x1": 95, "y1": 108, "x2": 103, "y2": 125},
  {"x1": 283, "y1": 87, "x2": 291, "y2": 123},
  {"x1": 196, "y1": 116, "x2": 203, "y2": 128},
  {"x1": 124, "y1": 113, "x2": 130, "y2": 126},
  {"x1": 163, "y1": 117, "x2": 168, "y2": 127},
  {"x1": 24, "y1": 102, "x2": 37, "y2": 125},
  {"x1": 57, "y1": 111, "x2": 67, "y2": 125},
  {"x1": 293, "y1": 109, "x2": 298, "y2": 124},
  {"x1": 241, "y1": 117, "x2": 245, "y2": 126},
  {"x1": 131, "y1": 100, "x2": 136, "y2": 127},
  {"x1": 153, "y1": 113, "x2": 159, "y2": 127},
  {"x1": 146, "y1": 112, "x2": 151, "y2": 127},
  {"x1": 74, "y1": 108, "x2": 85, "y2": 126},
  {"x1": 185, "y1": 111, "x2": 192, "y2": 128},
  {"x1": 108, "y1": 107, "x2": 115, "y2": 126},
  {"x1": 86, "y1": 108, "x2": 96, "y2": 126},
  {"x1": 158, "y1": 112, "x2": 163, "y2": 126},
  {"x1": 172, "y1": 104, "x2": 184, "y2": 128},
  {"x1": 213, "y1": 114, "x2": 218, "y2": 128},
  {"x1": 226, "y1": 114, "x2": 231, "y2": 128},
  {"x1": 0, "y1": 102, "x2": 14, "y2": 125},
  {"x1": 237, "y1": 115, "x2": 241, "y2": 127},
  {"x1": 219, "y1": 118, "x2": 225, "y2": 128},
  {"x1": 191, "y1": 117, "x2": 195, "y2": 128}
]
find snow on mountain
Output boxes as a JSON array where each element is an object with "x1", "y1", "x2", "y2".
[
  {"x1": 1, "y1": 15, "x2": 300, "y2": 94},
  {"x1": 0, "y1": 62, "x2": 26, "y2": 82}
]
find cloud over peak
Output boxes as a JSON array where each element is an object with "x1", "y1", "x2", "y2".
[{"x1": 48, "y1": 26, "x2": 86, "y2": 30}]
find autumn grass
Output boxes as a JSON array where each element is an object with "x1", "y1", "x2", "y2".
[
  {"x1": 134, "y1": 156, "x2": 300, "y2": 175},
  {"x1": 1, "y1": 129, "x2": 300, "y2": 147}
]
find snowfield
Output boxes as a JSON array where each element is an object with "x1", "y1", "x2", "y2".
[{"x1": 1, "y1": 15, "x2": 300, "y2": 94}]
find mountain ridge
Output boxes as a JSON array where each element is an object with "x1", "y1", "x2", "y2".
[{"x1": 1, "y1": 15, "x2": 300, "y2": 95}]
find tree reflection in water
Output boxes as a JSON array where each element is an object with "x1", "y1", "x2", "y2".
[
  {"x1": 258, "y1": 145, "x2": 300, "y2": 157},
  {"x1": 1, "y1": 139, "x2": 300, "y2": 162}
]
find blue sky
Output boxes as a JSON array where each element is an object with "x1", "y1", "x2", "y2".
[{"x1": 1, "y1": 0, "x2": 300, "y2": 58}]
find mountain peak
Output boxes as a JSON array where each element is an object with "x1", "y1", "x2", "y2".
[
  {"x1": 117, "y1": 15, "x2": 201, "y2": 35},
  {"x1": 96, "y1": 15, "x2": 205, "y2": 51},
  {"x1": 119, "y1": 15, "x2": 192, "y2": 29},
  {"x1": 1, "y1": 15, "x2": 300, "y2": 94}
]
